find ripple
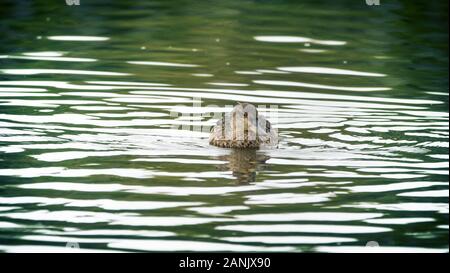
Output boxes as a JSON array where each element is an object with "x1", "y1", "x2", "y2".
[
  {"x1": 254, "y1": 80, "x2": 391, "y2": 92},
  {"x1": 364, "y1": 218, "x2": 435, "y2": 225},
  {"x1": 47, "y1": 36, "x2": 109, "y2": 41},
  {"x1": 235, "y1": 71, "x2": 262, "y2": 75},
  {"x1": 0, "y1": 55, "x2": 96, "y2": 62},
  {"x1": 0, "y1": 245, "x2": 122, "y2": 253},
  {"x1": 0, "y1": 80, "x2": 141, "y2": 90},
  {"x1": 277, "y1": 67, "x2": 386, "y2": 77},
  {"x1": 315, "y1": 246, "x2": 447, "y2": 253},
  {"x1": 192, "y1": 73, "x2": 214, "y2": 77},
  {"x1": 23, "y1": 52, "x2": 64, "y2": 57},
  {"x1": 0, "y1": 99, "x2": 111, "y2": 108},
  {"x1": 245, "y1": 193, "x2": 334, "y2": 205},
  {"x1": 127, "y1": 61, "x2": 199, "y2": 67},
  {"x1": 346, "y1": 203, "x2": 448, "y2": 213},
  {"x1": 108, "y1": 239, "x2": 294, "y2": 252},
  {"x1": 187, "y1": 206, "x2": 249, "y2": 214},
  {"x1": 0, "y1": 221, "x2": 23, "y2": 228},
  {"x1": 0, "y1": 87, "x2": 47, "y2": 92},
  {"x1": 397, "y1": 190, "x2": 449, "y2": 198},
  {"x1": 254, "y1": 36, "x2": 346, "y2": 46},
  {"x1": 131, "y1": 90, "x2": 414, "y2": 109},
  {"x1": 0, "y1": 92, "x2": 59, "y2": 97},
  {"x1": 86, "y1": 81, "x2": 171, "y2": 86},
  {"x1": 132, "y1": 158, "x2": 226, "y2": 165},
  {"x1": 217, "y1": 224, "x2": 391, "y2": 234},
  {"x1": 0, "y1": 167, "x2": 230, "y2": 179},
  {"x1": 299, "y1": 49, "x2": 328, "y2": 53},
  {"x1": 0, "y1": 69, "x2": 129, "y2": 76},
  {"x1": 0, "y1": 196, "x2": 203, "y2": 211},
  {"x1": 234, "y1": 212, "x2": 383, "y2": 222},
  {"x1": 125, "y1": 85, "x2": 437, "y2": 106},
  {"x1": 38, "y1": 229, "x2": 174, "y2": 237},
  {"x1": 71, "y1": 106, "x2": 134, "y2": 111},
  {"x1": 0, "y1": 210, "x2": 129, "y2": 224},
  {"x1": 222, "y1": 236, "x2": 356, "y2": 244},
  {"x1": 15, "y1": 181, "x2": 304, "y2": 196},
  {"x1": 345, "y1": 182, "x2": 447, "y2": 193},
  {"x1": 207, "y1": 82, "x2": 249, "y2": 87}
]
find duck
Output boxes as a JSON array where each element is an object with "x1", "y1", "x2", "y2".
[{"x1": 209, "y1": 103, "x2": 278, "y2": 148}]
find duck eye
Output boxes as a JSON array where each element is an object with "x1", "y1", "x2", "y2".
[{"x1": 266, "y1": 120, "x2": 271, "y2": 133}]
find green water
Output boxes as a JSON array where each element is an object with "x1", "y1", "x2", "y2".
[{"x1": 0, "y1": 0, "x2": 448, "y2": 252}]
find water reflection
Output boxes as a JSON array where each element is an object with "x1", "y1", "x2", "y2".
[{"x1": 218, "y1": 149, "x2": 270, "y2": 184}]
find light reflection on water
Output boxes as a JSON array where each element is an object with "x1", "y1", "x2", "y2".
[{"x1": 0, "y1": 0, "x2": 448, "y2": 252}]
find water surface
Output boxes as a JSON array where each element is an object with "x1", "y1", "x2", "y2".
[{"x1": 0, "y1": 0, "x2": 448, "y2": 252}]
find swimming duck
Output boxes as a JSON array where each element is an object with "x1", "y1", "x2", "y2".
[{"x1": 209, "y1": 103, "x2": 278, "y2": 148}]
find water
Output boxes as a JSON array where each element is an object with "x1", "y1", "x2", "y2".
[{"x1": 0, "y1": 0, "x2": 448, "y2": 252}]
